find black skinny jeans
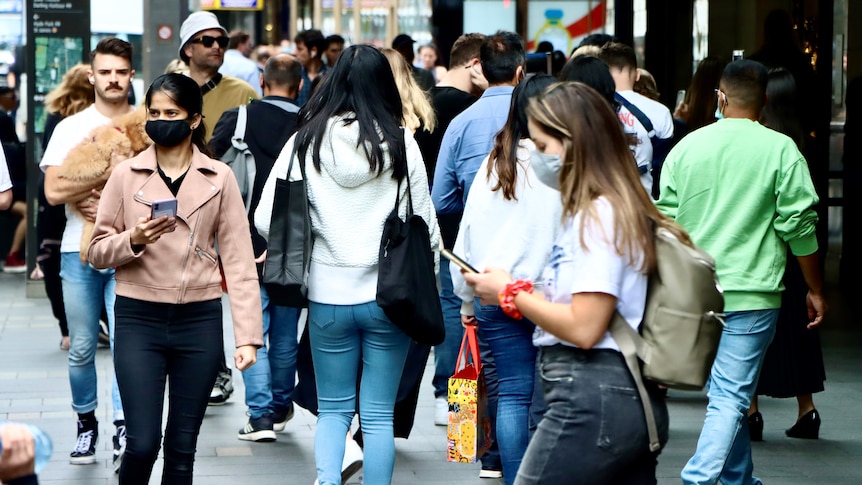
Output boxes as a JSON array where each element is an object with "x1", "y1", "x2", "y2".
[{"x1": 114, "y1": 296, "x2": 223, "y2": 485}]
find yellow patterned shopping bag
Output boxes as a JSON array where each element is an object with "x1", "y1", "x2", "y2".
[{"x1": 446, "y1": 325, "x2": 491, "y2": 463}]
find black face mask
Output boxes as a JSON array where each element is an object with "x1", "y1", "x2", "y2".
[{"x1": 145, "y1": 119, "x2": 192, "y2": 147}]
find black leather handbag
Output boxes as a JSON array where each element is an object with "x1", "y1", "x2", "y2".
[
  {"x1": 262, "y1": 149, "x2": 311, "y2": 308},
  {"x1": 376, "y1": 169, "x2": 445, "y2": 345}
]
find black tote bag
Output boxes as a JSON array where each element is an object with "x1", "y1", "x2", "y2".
[
  {"x1": 376, "y1": 170, "x2": 445, "y2": 345},
  {"x1": 262, "y1": 149, "x2": 311, "y2": 308}
]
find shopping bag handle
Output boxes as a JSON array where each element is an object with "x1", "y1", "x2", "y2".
[{"x1": 454, "y1": 325, "x2": 481, "y2": 374}]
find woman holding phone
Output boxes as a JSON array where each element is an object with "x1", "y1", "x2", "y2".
[
  {"x1": 88, "y1": 73, "x2": 262, "y2": 484},
  {"x1": 464, "y1": 82, "x2": 681, "y2": 483},
  {"x1": 449, "y1": 73, "x2": 560, "y2": 485}
]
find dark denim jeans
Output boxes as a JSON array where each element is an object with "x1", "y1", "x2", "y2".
[
  {"x1": 114, "y1": 296, "x2": 224, "y2": 485},
  {"x1": 515, "y1": 345, "x2": 668, "y2": 485},
  {"x1": 475, "y1": 300, "x2": 537, "y2": 485}
]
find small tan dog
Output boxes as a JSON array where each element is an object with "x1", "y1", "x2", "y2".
[{"x1": 56, "y1": 107, "x2": 152, "y2": 263}]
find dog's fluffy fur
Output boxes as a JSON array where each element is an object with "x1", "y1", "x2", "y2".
[{"x1": 57, "y1": 107, "x2": 152, "y2": 263}]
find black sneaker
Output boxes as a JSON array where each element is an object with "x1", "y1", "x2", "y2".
[
  {"x1": 272, "y1": 403, "x2": 295, "y2": 432},
  {"x1": 208, "y1": 368, "x2": 234, "y2": 405},
  {"x1": 70, "y1": 419, "x2": 99, "y2": 465},
  {"x1": 238, "y1": 414, "x2": 276, "y2": 442},
  {"x1": 113, "y1": 421, "x2": 126, "y2": 474}
]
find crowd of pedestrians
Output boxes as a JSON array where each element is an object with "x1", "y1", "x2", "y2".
[{"x1": 0, "y1": 8, "x2": 829, "y2": 485}]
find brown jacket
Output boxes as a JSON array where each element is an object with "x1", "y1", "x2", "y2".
[{"x1": 88, "y1": 144, "x2": 263, "y2": 348}]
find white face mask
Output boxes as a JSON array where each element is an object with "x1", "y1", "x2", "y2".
[{"x1": 530, "y1": 150, "x2": 562, "y2": 190}]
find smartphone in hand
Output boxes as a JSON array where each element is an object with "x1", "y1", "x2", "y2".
[
  {"x1": 441, "y1": 248, "x2": 478, "y2": 274},
  {"x1": 151, "y1": 198, "x2": 178, "y2": 219}
]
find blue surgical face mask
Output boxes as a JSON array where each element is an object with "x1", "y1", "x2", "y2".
[
  {"x1": 530, "y1": 150, "x2": 562, "y2": 190},
  {"x1": 714, "y1": 91, "x2": 726, "y2": 120}
]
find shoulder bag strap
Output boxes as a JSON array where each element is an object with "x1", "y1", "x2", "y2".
[
  {"x1": 615, "y1": 92, "x2": 655, "y2": 137},
  {"x1": 609, "y1": 311, "x2": 661, "y2": 452}
]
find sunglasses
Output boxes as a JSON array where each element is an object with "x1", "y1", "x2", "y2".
[{"x1": 190, "y1": 35, "x2": 228, "y2": 49}]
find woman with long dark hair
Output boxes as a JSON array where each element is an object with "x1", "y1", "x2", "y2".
[
  {"x1": 88, "y1": 73, "x2": 262, "y2": 484},
  {"x1": 464, "y1": 82, "x2": 685, "y2": 483},
  {"x1": 256, "y1": 45, "x2": 439, "y2": 485},
  {"x1": 747, "y1": 67, "x2": 826, "y2": 441},
  {"x1": 450, "y1": 73, "x2": 559, "y2": 485}
]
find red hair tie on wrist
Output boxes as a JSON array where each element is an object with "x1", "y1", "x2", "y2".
[{"x1": 498, "y1": 279, "x2": 534, "y2": 320}]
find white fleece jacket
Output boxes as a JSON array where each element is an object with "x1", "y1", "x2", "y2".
[
  {"x1": 451, "y1": 139, "x2": 563, "y2": 316},
  {"x1": 255, "y1": 115, "x2": 440, "y2": 305}
]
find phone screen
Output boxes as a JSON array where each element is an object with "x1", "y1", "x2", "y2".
[
  {"x1": 441, "y1": 249, "x2": 478, "y2": 274},
  {"x1": 151, "y1": 198, "x2": 178, "y2": 219},
  {"x1": 676, "y1": 89, "x2": 686, "y2": 107}
]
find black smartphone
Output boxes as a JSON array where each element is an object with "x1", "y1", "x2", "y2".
[
  {"x1": 441, "y1": 248, "x2": 478, "y2": 274},
  {"x1": 151, "y1": 198, "x2": 178, "y2": 219}
]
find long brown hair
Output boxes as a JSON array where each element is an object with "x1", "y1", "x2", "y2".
[
  {"x1": 487, "y1": 73, "x2": 556, "y2": 200},
  {"x1": 44, "y1": 63, "x2": 95, "y2": 118},
  {"x1": 526, "y1": 82, "x2": 692, "y2": 273},
  {"x1": 683, "y1": 57, "x2": 725, "y2": 130}
]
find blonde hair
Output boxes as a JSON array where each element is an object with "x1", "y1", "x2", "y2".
[
  {"x1": 164, "y1": 58, "x2": 189, "y2": 75},
  {"x1": 571, "y1": 44, "x2": 601, "y2": 59},
  {"x1": 380, "y1": 48, "x2": 436, "y2": 133},
  {"x1": 44, "y1": 63, "x2": 95, "y2": 118}
]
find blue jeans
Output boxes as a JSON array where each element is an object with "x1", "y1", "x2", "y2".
[
  {"x1": 60, "y1": 252, "x2": 123, "y2": 421},
  {"x1": 515, "y1": 346, "x2": 668, "y2": 484},
  {"x1": 433, "y1": 259, "x2": 465, "y2": 398},
  {"x1": 242, "y1": 285, "x2": 301, "y2": 419},
  {"x1": 681, "y1": 309, "x2": 779, "y2": 485},
  {"x1": 308, "y1": 301, "x2": 410, "y2": 485},
  {"x1": 475, "y1": 300, "x2": 537, "y2": 485}
]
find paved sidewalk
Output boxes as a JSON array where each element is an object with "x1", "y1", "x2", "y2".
[{"x1": 1, "y1": 270, "x2": 861, "y2": 484}]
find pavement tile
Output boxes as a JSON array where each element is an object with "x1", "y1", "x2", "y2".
[{"x1": 2, "y1": 270, "x2": 861, "y2": 484}]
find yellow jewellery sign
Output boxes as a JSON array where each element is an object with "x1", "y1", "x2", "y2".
[{"x1": 201, "y1": 0, "x2": 265, "y2": 11}]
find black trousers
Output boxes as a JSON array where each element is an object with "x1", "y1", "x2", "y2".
[{"x1": 114, "y1": 296, "x2": 223, "y2": 485}]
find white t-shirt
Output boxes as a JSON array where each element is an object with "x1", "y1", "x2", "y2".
[
  {"x1": 532, "y1": 197, "x2": 647, "y2": 351},
  {"x1": 0, "y1": 145, "x2": 11, "y2": 193},
  {"x1": 39, "y1": 105, "x2": 112, "y2": 253},
  {"x1": 616, "y1": 90, "x2": 674, "y2": 195}
]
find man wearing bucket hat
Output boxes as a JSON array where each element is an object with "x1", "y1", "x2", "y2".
[
  {"x1": 178, "y1": 11, "x2": 259, "y2": 406},
  {"x1": 178, "y1": 11, "x2": 258, "y2": 141}
]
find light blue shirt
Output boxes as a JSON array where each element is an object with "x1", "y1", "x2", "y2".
[
  {"x1": 219, "y1": 49, "x2": 262, "y2": 96},
  {"x1": 431, "y1": 86, "x2": 514, "y2": 215}
]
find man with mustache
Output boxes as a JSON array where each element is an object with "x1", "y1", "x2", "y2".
[{"x1": 40, "y1": 37, "x2": 134, "y2": 472}]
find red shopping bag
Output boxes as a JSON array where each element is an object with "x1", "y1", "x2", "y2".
[{"x1": 446, "y1": 325, "x2": 491, "y2": 463}]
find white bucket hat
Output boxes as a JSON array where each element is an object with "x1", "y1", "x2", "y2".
[{"x1": 178, "y1": 11, "x2": 227, "y2": 62}]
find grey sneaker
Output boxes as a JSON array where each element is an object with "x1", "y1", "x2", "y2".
[
  {"x1": 69, "y1": 420, "x2": 98, "y2": 465},
  {"x1": 208, "y1": 368, "x2": 234, "y2": 405},
  {"x1": 113, "y1": 421, "x2": 126, "y2": 473},
  {"x1": 238, "y1": 414, "x2": 277, "y2": 442}
]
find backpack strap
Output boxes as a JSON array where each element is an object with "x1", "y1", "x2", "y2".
[
  {"x1": 232, "y1": 104, "x2": 248, "y2": 149},
  {"x1": 609, "y1": 311, "x2": 662, "y2": 452},
  {"x1": 615, "y1": 92, "x2": 655, "y2": 137},
  {"x1": 260, "y1": 98, "x2": 301, "y2": 114}
]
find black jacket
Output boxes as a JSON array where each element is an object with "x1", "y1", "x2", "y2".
[{"x1": 210, "y1": 96, "x2": 300, "y2": 259}]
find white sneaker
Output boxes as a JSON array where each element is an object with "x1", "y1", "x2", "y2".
[
  {"x1": 342, "y1": 438, "x2": 364, "y2": 483},
  {"x1": 435, "y1": 397, "x2": 448, "y2": 426},
  {"x1": 313, "y1": 440, "x2": 363, "y2": 485}
]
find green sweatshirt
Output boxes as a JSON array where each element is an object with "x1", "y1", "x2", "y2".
[{"x1": 656, "y1": 118, "x2": 819, "y2": 311}]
